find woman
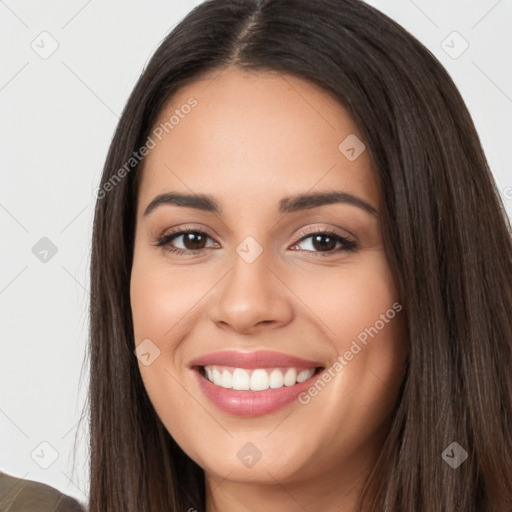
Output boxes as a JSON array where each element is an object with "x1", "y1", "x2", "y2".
[{"x1": 87, "y1": 0, "x2": 512, "y2": 511}]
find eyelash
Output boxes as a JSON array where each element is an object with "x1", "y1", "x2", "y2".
[{"x1": 153, "y1": 226, "x2": 358, "y2": 257}]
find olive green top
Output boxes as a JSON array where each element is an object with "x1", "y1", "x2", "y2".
[{"x1": 0, "y1": 471, "x2": 85, "y2": 512}]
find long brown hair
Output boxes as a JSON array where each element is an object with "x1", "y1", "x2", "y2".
[{"x1": 85, "y1": 0, "x2": 512, "y2": 510}]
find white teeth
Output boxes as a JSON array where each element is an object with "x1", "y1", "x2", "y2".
[
  {"x1": 203, "y1": 365, "x2": 316, "y2": 390},
  {"x1": 269, "y1": 368, "x2": 284, "y2": 388},
  {"x1": 220, "y1": 369, "x2": 232, "y2": 389},
  {"x1": 212, "y1": 368, "x2": 222, "y2": 386},
  {"x1": 250, "y1": 369, "x2": 269, "y2": 391},
  {"x1": 283, "y1": 368, "x2": 297, "y2": 386},
  {"x1": 296, "y1": 369, "x2": 310, "y2": 383},
  {"x1": 232, "y1": 368, "x2": 250, "y2": 390}
]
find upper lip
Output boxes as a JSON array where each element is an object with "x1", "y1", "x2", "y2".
[{"x1": 189, "y1": 350, "x2": 324, "y2": 369}]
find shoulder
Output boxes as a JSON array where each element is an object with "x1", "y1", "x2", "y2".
[{"x1": 0, "y1": 471, "x2": 85, "y2": 512}]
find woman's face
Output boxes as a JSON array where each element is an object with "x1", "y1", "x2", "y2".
[{"x1": 130, "y1": 67, "x2": 406, "y2": 493}]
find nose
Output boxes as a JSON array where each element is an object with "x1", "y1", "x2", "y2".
[{"x1": 207, "y1": 247, "x2": 294, "y2": 335}]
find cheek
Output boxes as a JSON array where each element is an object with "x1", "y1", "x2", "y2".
[
  {"x1": 129, "y1": 253, "x2": 201, "y2": 430},
  {"x1": 295, "y1": 251, "x2": 401, "y2": 349},
  {"x1": 130, "y1": 252, "x2": 207, "y2": 354},
  {"x1": 130, "y1": 270, "x2": 176, "y2": 346},
  {"x1": 294, "y1": 251, "x2": 406, "y2": 421}
]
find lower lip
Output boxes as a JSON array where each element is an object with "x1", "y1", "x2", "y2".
[{"x1": 192, "y1": 367, "x2": 321, "y2": 417}]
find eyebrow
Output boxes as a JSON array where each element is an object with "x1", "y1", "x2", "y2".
[{"x1": 143, "y1": 191, "x2": 378, "y2": 217}]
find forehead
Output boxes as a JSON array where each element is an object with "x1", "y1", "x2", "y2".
[{"x1": 137, "y1": 67, "x2": 379, "y2": 215}]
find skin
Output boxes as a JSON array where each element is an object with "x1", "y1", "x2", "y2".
[{"x1": 130, "y1": 66, "x2": 407, "y2": 512}]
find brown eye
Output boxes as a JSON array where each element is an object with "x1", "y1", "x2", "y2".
[
  {"x1": 291, "y1": 231, "x2": 357, "y2": 255},
  {"x1": 154, "y1": 229, "x2": 218, "y2": 255},
  {"x1": 177, "y1": 232, "x2": 208, "y2": 250},
  {"x1": 310, "y1": 233, "x2": 337, "y2": 252}
]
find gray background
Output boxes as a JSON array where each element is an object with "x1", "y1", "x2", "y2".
[{"x1": 1, "y1": 0, "x2": 511, "y2": 505}]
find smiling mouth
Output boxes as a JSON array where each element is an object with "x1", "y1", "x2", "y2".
[{"x1": 196, "y1": 365, "x2": 324, "y2": 391}]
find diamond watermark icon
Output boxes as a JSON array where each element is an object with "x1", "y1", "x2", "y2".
[
  {"x1": 31, "y1": 31, "x2": 59, "y2": 60},
  {"x1": 237, "y1": 442, "x2": 262, "y2": 468},
  {"x1": 32, "y1": 237, "x2": 58, "y2": 263},
  {"x1": 338, "y1": 134, "x2": 366, "y2": 161},
  {"x1": 134, "y1": 338, "x2": 161, "y2": 366},
  {"x1": 31, "y1": 441, "x2": 59, "y2": 469},
  {"x1": 442, "y1": 441, "x2": 468, "y2": 469},
  {"x1": 236, "y1": 236, "x2": 263, "y2": 264},
  {"x1": 441, "y1": 31, "x2": 469, "y2": 59}
]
